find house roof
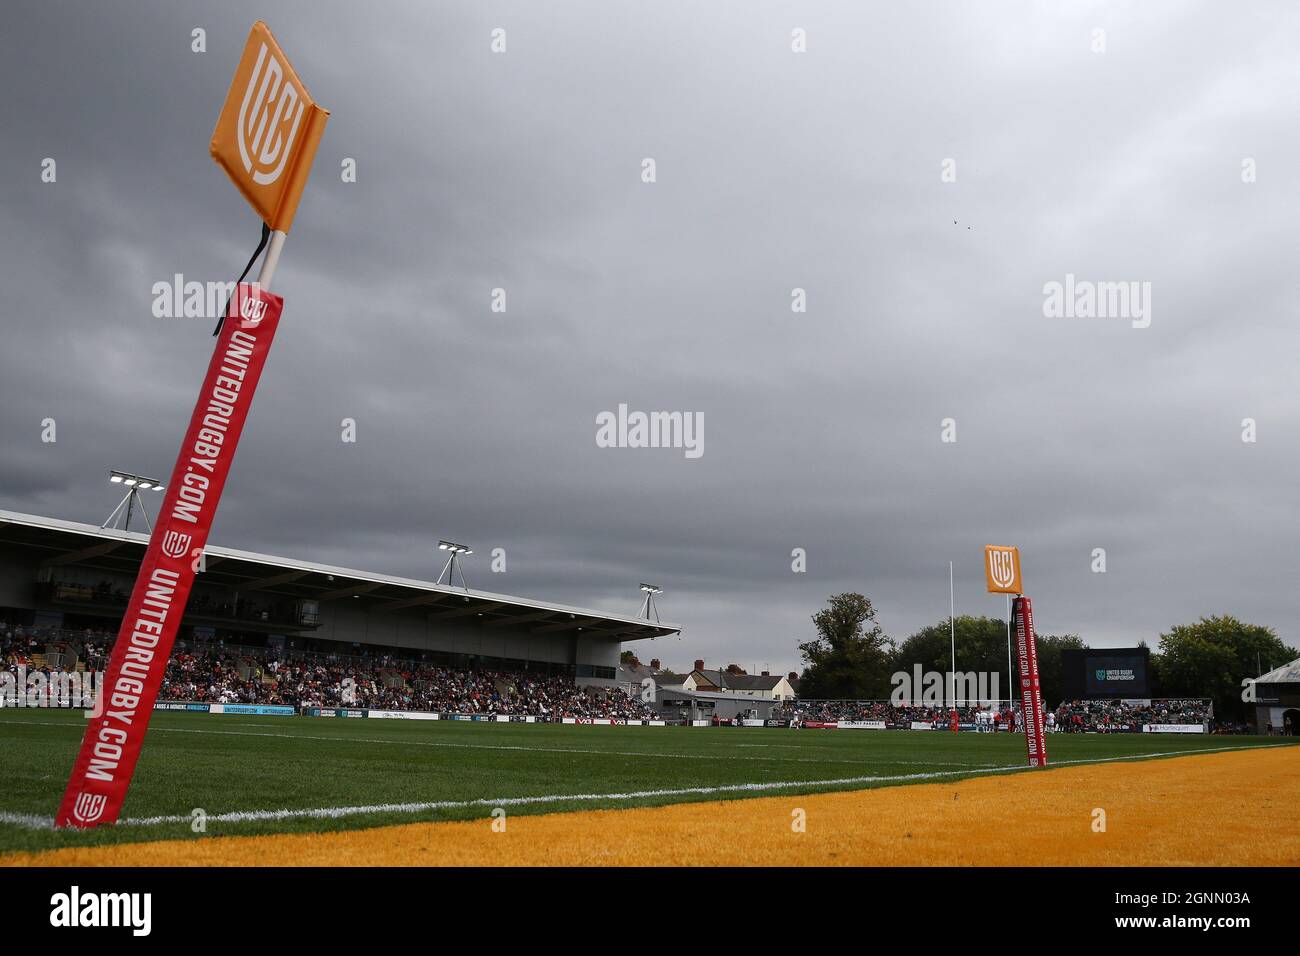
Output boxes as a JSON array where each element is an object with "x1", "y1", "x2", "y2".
[
  {"x1": 618, "y1": 662, "x2": 685, "y2": 686},
  {"x1": 1255, "y1": 656, "x2": 1300, "y2": 686},
  {"x1": 716, "y1": 673, "x2": 784, "y2": 691},
  {"x1": 692, "y1": 669, "x2": 784, "y2": 691}
]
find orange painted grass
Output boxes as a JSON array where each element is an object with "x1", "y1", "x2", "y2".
[{"x1": 6, "y1": 746, "x2": 1297, "y2": 867}]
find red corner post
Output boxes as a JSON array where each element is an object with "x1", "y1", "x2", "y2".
[
  {"x1": 55, "y1": 286, "x2": 284, "y2": 828},
  {"x1": 1012, "y1": 596, "x2": 1049, "y2": 766}
]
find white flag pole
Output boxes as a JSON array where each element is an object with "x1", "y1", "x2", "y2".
[
  {"x1": 1006, "y1": 593, "x2": 1013, "y2": 713},
  {"x1": 256, "y1": 230, "x2": 287, "y2": 291},
  {"x1": 949, "y1": 561, "x2": 957, "y2": 709}
]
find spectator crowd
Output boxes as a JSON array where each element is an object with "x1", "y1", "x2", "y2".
[
  {"x1": 1052, "y1": 698, "x2": 1211, "y2": 732},
  {"x1": 1, "y1": 624, "x2": 654, "y2": 720},
  {"x1": 792, "y1": 700, "x2": 991, "y2": 726},
  {"x1": 0, "y1": 623, "x2": 1227, "y2": 730},
  {"x1": 792, "y1": 697, "x2": 1216, "y2": 732}
]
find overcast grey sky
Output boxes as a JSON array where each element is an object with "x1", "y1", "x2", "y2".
[{"x1": 2, "y1": 1, "x2": 1298, "y2": 674}]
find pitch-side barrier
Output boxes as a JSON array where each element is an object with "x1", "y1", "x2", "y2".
[{"x1": 142, "y1": 702, "x2": 1209, "y2": 732}]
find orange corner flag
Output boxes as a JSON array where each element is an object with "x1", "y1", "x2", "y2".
[
  {"x1": 210, "y1": 21, "x2": 329, "y2": 232},
  {"x1": 983, "y1": 545, "x2": 1022, "y2": 594}
]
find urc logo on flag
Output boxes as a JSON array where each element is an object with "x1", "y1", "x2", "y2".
[{"x1": 237, "y1": 41, "x2": 304, "y2": 186}]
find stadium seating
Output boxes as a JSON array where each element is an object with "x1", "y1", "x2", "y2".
[
  {"x1": 1052, "y1": 698, "x2": 1210, "y2": 732},
  {"x1": 0, "y1": 624, "x2": 655, "y2": 719},
  {"x1": 0, "y1": 624, "x2": 1221, "y2": 730}
]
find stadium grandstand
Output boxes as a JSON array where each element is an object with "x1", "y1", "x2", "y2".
[
  {"x1": 1, "y1": 627, "x2": 659, "y2": 719},
  {"x1": 787, "y1": 698, "x2": 1217, "y2": 733},
  {"x1": 0, "y1": 509, "x2": 681, "y2": 702},
  {"x1": 0, "y1": 510, "x2": 1247, "y2": 732},
  {"x1": 1052, "y1": 698, "x2": 1212, "y2": 733}
]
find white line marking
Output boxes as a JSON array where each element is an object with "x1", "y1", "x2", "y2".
[
  {"x1": 0, "y1": 742, "x2": 1287, "y2": 832},
  {"x1": 0, "y1": 812, "x2": 56, "y2": 830}
]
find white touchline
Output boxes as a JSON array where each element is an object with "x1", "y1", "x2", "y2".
[
  {"x1": 0, "y1": 741, "x2": 1286, "y2": 831},
  {"x1": 0, "y1": 811, "x2": 57, "y2": 830}
]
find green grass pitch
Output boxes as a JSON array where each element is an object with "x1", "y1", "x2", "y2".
[{"x1": 0, "y1": 709, "x2": 1292, "y2": 854}]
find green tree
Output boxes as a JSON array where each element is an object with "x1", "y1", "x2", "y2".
[
  {"x1": 1034, "y1": 632, "x2": 1086, "y2": 708},
  {"x1": 891, "y1": 616, "x2": 1005, "y2": 697},
  {"x1": 889, "y1": 616, "x2": 1084, "y2": 707},
  {"x1": 797, "y1": 593, "x2": 894, "y2": 699},
  {"x1": 1153, "y1": 616, "x2": 1296, "y2": 720}
]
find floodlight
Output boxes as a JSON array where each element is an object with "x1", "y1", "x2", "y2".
[
  {"x1": 638, "y1": 583, "x2": 664, "y2": 622},
  {"x1": 108, "y1": 469, "x2": 163, "y2": 490},
  {"x1": 435, "y1": 539, "x2": 474, "y2": 589},
  {"x1": 102, "y1": 470, "x2": 165, "y2": 533}
]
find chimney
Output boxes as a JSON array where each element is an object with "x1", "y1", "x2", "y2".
[
  {"x1": 761, "y1": 670, "x2": 770, "y2": 677},
  {"x1": 650, "y1": 658, "x2": 660, "y2": 670},
  {"x1": 694, "y1": 659, "x2": 705, "y2": 672}
]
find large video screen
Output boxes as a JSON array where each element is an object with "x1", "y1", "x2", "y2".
[{"x1": 1063, "y1": 648, "x2": 1151, "y2": 699}]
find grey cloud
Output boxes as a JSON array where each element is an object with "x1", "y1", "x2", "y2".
[{"x1": 2, "y1": 1, "x2": 1297, "y2": 673}]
